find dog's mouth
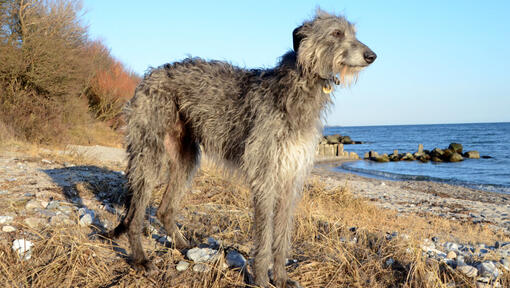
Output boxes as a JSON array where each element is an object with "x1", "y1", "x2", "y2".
[{"x1": 332, "y1": 64, "x2": 364, "y2": 86}]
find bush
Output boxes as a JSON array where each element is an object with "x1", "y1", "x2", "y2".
[{"x1": 0, "y1": 0, "x2": 139, "y2": 144}]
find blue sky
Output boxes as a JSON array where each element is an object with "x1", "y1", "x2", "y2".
[{"x1": 83, "y1": 0, "x2": 510, "y2": 126}]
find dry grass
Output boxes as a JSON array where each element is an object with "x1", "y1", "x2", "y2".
[{"x1": 0, "y1": 157, "x2": 509, "y2": 287}]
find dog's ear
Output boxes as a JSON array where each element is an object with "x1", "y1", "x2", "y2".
[{"x1": 293, "y1": 25, "x2": 305, "y2": 53}]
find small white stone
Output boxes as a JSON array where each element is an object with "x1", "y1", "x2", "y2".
[
  {"x1": 25, "y1": 199, "x2": 42, "y2": 210},
  {"x1": 176, "y1": 260, "x2": 190, "y2": 271},
  {"x1": 79, "y1": 213, "x2": 93, "y2": 227},
  {"x1": 186, "y1": 247, "x2": 218, "y2": 263},
  {"x1": 0, "y1": 215, "x2": 13, "y2": 224},
  {"x1": 2, "y1": 225, "x2": 16, "y2": 232},
  {"x1": 41, "y1": 159, "x2": 52, "y2": 164},
  {"x1": 12, "y1": 239, "x2": 33, "y2": 260}
]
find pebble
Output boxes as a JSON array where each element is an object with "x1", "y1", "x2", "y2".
[
  {"x1": 186, "y1": 247, "x2": 219, "y2": 263},
  {"x1": 0, "y1": 215, "x2": 14, "y2": 224},
  {"x1": 444, "y1": 242, "x2": 459, "y2": 252},
  {"x1": 446, "y1": 251, "x2": 457, "y2": 259},
  {"x1": 24, "y1": 217, "x2": 46, "y2": 228},
  {"x1": 46, "y1": 200, "x2": 60, "y2": 210},
  {"x1": 477, "y1": 261, "x2": 500, "y2": 279},
  {"x1": 25, "y1": 199, "x2": 42, "y2": 210},
  {"x1": 176, "y1": 260, "x2": 190, "y2": 271},
  {"x1": 12, "y1": 239, "x2": 33, "y2": 260},
  {"x1": 385, "y1": 258, "x2": 395, "y2": 266},
  {"x1": 457, "y1": 265, "x2": 478, "y2": 278},
  {"x1": 226, "y1": 250, "x2": 246, "y2": 268},
  {"x1": 79, "y1": 213, "x2": 93, "y2": 227},
  {"x1": 2, "y1": 225, "x2": 16, "y2": 232}
]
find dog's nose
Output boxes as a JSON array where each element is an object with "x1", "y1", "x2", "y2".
[{"x1": 363, "y1": 51, "x2": 377, "y2": 64}]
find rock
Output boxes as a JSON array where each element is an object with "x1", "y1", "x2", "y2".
[
  {"x1": 464, "y1": 151, "x2": 480, "y2": 159},
  {"x1": 176, "y1": 260, "x2": 190, "y2": 271},
  {"x1": 349, "y1": 152, "x2": 359, "y2": 160},
  {"x1": 226, "y1": 250, "x2": 247, "y2": 268},
  {"x1": 79, "y1": 213, "x2": 93, "y2": 227},
  {"x1": 207, "y1": 237, "x2": 220, "y2": 249},
  {"x1": 392, "y1": 150, "x2": 399, "y2": 157},
  {"x1": 0, "y1": 215, "x2": 14, "y2": 224},
  {"x1": 374, "y1": 154, "x2": 390, "y2": 163},
  {"x1": 389, "y1": 154, "x2": 400, "y2": 161},
  {"x1": 12, "y1": 239, "x2": 34, "y2": 260},
  {"x1": 447, "y1": 251, "x2": 457, "y2": 259},
  {"x1": 417, "y1": 154, "x2": 431, "y2": 163},
  {"x1": 457, "y1": 265, "x2": 478, "y2": 278},
  {"x1": 477, "y1": 261, "x2": 500, "y2": 279},
  {"x1": 186, "y1": 247, "x2": 219, "y2": 263},
  {"x1": 24, "y1": 217, "x2": 47, "y2": 228},
  {"x1": 318, "y1": 137, "x2": 327, "y2": 145},
  {"x1": 442, "y1": 149, "x2": 454, "y2": 160},
  {"x1": 401, "y1": 152, "x2": 415, "y2": 161},
  {"x1": 2, "y1": 225, "x2": 16, "y2": 232},
  {"x1": 449, "y1": 152, "x2": 464, "y2": 162},
  {"x1": 46, "y1": 200, "x2": 61, "y2": 210},
  {"x1": 431, "y1": 156, "x2": 443, "y2": 162},
  {"x1": 369, "y1": 151, "x2": 379, "y2": 159},
  {"x1": 25, "y1": 199, "x2": 42, "y2": 210},
  {"x1": 340, "y1": 136, "x2": 353, "y2": 144},
  {"x1": 385, "y1": 258, "x2": 395, "y2": 266},
  {"x1": 430, "y1": 148, "x2": 444, "y2": 158},
  {"x1": 418, "y1": 144, "x2": 424, "y2": 154},
  {"x1": 445, "y1": 242, "x2": 459, "y2": 252},
  {"x1": 193, "y1": 263, "x2": 210, "y2": 273},
  {"x1": 481, "y1": 155, "x2": 492, "y2": 159},
  {"x1": 326, "y1": 134, "x2": 341, "y2": 144},
  {"x1": 448, "y1": 143, "x2": 463, "y2": 154},
  {"x1": 338, "y1": 143, "x2": 344, "y2": 154},
  {"x1": 364, "y1": 152, "x2": 370, "y2": 159}
]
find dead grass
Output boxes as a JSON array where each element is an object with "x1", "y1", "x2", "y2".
[{"x1": 0, "y1": 157, "x2": 509, "y2": 287}]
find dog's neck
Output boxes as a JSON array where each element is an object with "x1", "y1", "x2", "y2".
[{"x1": 275, "y1": 51, "x2": 333, "y2": 130}]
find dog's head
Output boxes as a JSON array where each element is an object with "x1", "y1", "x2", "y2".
[{"x1": 293, "y1": 10, "x2": 376, "y2": 84}]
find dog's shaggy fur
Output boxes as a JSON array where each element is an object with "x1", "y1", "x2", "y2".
[{"x1": 109, "y1": 10, "x2": 375, "y2": 287}]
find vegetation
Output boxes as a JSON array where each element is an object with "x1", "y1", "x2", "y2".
[
  {"x1": 0, "y1": 0, "x2": 138, "y2": 144},
  {"x1": 0, "y1": 150, "x2": 508, "y2": 287}
]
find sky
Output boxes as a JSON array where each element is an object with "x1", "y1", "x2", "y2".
[{"x1": 82, "y1": 0, "x2": 510, "y2": 126}]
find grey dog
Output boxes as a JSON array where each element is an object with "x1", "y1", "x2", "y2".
[{"x1": 108, "y1": 10, "x2": 375, "y2": 287}]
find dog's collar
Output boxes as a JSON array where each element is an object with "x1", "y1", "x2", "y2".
[
  {"x1": 321, "y1": 76, "x2": 340, "y2": 94},
  {"x1": 322, "y1": 83, "x2": 332, "y2": 94}
]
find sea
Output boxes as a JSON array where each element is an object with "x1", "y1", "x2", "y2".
[{"x1": 324, "y1": 122, "x2": 510, "y2": 194}]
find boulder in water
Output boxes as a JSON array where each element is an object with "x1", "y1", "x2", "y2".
[
  {"x1": 449, "y1": 152, "x2": 464, "y2": 162},
  {"x1": 326, "y1": 134, "x2": 341, "y2": 144},
  {"x1": 448, "y1": 143, "x2": 463, "y2": 154},
  {"x1": 464, "y1": 151, "x2": 480, "y2": 159}
]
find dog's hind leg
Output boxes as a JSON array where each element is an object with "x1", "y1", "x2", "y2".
[{"x1": 157, "y1": 120, "x2": 200, "y2": 249}]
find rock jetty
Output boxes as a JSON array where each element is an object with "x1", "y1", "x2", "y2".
[
  {"x1": 316, "y1": 134, "x2": 362, "y2": 159},
  {"x1": 364, "y1": 143, "x2": 486, "y2": 163}
]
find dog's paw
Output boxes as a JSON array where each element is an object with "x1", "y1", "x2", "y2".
[{"x1": 133, "y1": 259, "x2": 158, "y2": 276}]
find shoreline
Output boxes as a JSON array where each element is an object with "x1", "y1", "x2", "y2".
[{"x1": 313, "y1": 158, "x2": 510, "y2": 234}]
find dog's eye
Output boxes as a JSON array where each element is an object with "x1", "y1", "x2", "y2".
[{"x1": 332, "y1": 30, "x2": 344, "y2": 39}]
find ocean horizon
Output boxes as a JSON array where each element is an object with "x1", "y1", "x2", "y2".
[{"x1": 324, "y1": 122, "x2": 510, "y2": 194}]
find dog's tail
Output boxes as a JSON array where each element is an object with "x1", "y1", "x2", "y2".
[{"x1": 107, "y1": 69, "x2": 177, "y2": 238}]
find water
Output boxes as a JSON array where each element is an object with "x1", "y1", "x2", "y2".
[{"x1": 324, "y1": 122, "x2": 510, "y2": 194}]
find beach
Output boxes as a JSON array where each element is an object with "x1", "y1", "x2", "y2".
[
  {"x1": 1, "y1": 144, "x2": 509, "y2": 286},
  {"x1": 315, "y1": 159, "x2": 510, "y2": 235}
]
